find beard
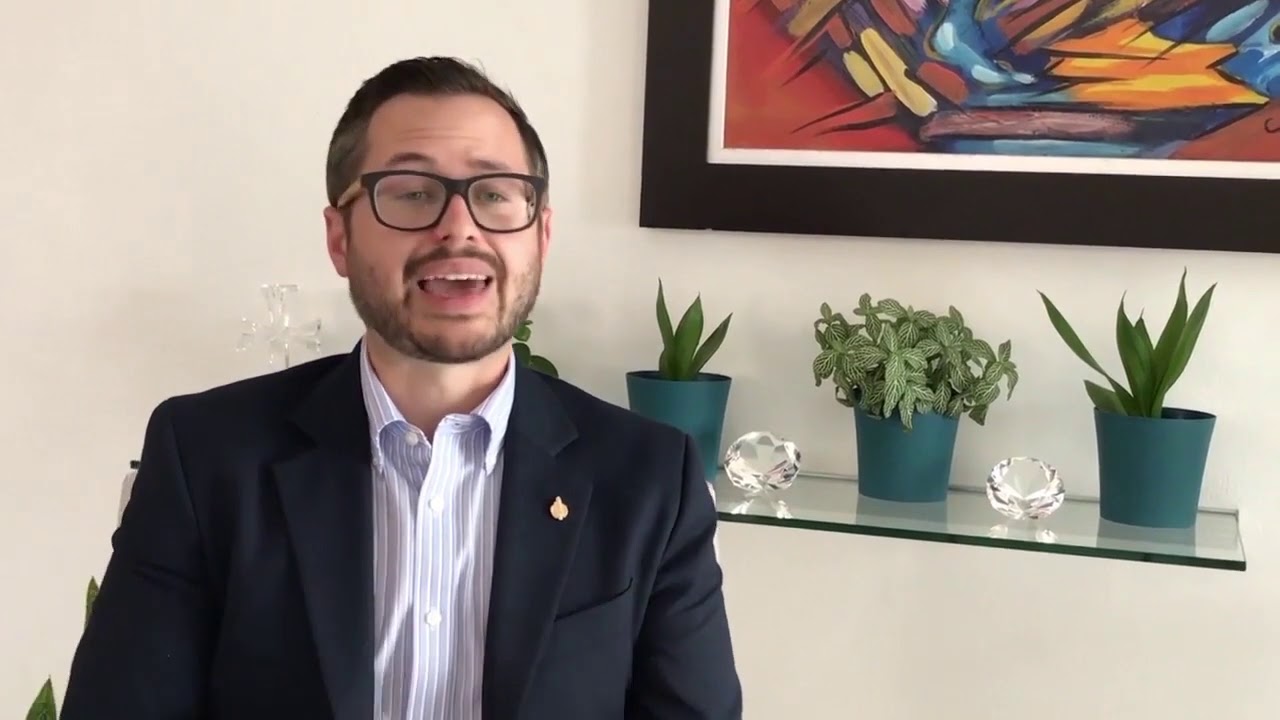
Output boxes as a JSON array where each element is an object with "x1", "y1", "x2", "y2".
[{"x1": 347, "y1": 240, "x2": 541, "y2": 364}]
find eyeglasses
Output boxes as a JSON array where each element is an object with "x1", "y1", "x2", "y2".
[{"x1": 335, "y1": 170, "x2": 547, "y2": 233}]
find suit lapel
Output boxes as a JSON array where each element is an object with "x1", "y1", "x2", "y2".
[
  {"x1": 273, "y1": 348, "x2": 375, "y2": 720},
  {"x1": 483, "y1": 366, "x2": 589, "y2": 719}
]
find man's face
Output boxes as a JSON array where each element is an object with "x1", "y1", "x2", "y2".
[{"x1": 323, "y1": 93, "x2": 551, "y2": 364}]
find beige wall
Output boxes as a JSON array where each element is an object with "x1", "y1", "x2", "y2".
[{"x1": 1, "y1": 1, "x2": 1276, "y2": 717}]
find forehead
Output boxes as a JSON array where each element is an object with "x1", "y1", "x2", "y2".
[{"x1": 362, "y1": 93, "x2": 529, "y2": 174}]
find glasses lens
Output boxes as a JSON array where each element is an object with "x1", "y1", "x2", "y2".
[
  {"x1": 372, "y1": 174, "x2": 446, "y2": 229},
  {"x1": 468, "y1": 176, "x2": 537, "y2": 231}
]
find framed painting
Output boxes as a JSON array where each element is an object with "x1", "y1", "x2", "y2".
[{"x1": 639, "y1": 0, "x2": 1280, "y2": 254}]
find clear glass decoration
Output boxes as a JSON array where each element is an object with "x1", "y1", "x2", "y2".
[
  {"x1": 986, "y1": 456, "x2": 1065, "y2": 521},
  {"x1": 724, "y1": 431, "x2": 801, "y2": 496},
  {"x1": 237, "y1": 283, "x2": 322, "y2": 369}
]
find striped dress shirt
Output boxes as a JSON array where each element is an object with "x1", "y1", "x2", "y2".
[{"x1": 358, "y1": 343, "x2": 515, "y2": 720}]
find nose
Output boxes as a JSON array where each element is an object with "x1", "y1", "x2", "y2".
[{"x1": 432, "y1": 193, "x2": 481, "y2": 242}]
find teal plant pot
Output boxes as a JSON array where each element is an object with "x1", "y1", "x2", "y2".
[
  {"x1": 1095, "y1": 407, "x2": 1215, "y2": 529},
  {"x1": 854, "y1": 404, "x2": 959, "y2": 503},
  {"x1": 626, "y1": 371, "x2": 731, "y2": 483}
]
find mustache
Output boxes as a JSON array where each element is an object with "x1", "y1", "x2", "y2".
[{"x1": 403, "y1": 246, "x2": 503, "y2": 283}]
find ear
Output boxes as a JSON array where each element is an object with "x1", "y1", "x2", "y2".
[
  {"x1": 537, "y1": 205, "x2": 553, "y2": 257},
  {"x1": 323, "y1": 205, "x2": 351, "y2": 278}
]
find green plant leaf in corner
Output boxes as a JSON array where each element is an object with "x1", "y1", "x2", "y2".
[
  {"x1": 670, "y1": 295, "x2": 705, "y2": 379},
  {"x1": 27, "y1": 678, "x2": 57, "y2": 720},
  {"x1": 688, "y1": 313, "x2": 732, "y2": 376},
  {"x1": 527, "y1": 354, "x2": 559, "y2": 377},
  {"x1": 86, "y1": 576, "x2": 99, "y2": 628},
  {"x1": 513, "y1": 341, "x2": 533, "y2": 366}
]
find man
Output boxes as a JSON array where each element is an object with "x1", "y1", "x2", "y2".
[{"x1": 61, "y1": 57, "x2": 742, "y2": 719}]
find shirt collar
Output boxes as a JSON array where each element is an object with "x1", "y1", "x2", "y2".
[{"x1": 358, "y1": 339, "x2": 516, "y2": 474}]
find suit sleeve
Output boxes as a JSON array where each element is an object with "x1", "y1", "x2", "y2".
[
  {"x1": 62, "y1": 399, "x2": 213, "y2": 719},
  {"x1": 626, "y1": 433, "x2": 744, "y2": 719}
]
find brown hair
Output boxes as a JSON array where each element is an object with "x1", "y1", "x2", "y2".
[{"x1": 325, "y1": 56, "x2": 549, "y2": 207}]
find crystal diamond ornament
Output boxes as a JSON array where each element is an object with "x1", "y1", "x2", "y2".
[
  {"x1": 986, "y1": 456, "x2": 1065, "y2": 520},
  {"x1": 724, "y1": 431, "x2": 801, "y2": 495}
]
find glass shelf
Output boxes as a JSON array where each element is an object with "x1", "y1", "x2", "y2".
[{"x1": 711, "y1": 471, "x2": 1245, "y2": 571}]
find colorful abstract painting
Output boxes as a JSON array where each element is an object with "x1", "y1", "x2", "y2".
[{"x1": 723, "y1": 0, "x2": 1280, "y2": 164}]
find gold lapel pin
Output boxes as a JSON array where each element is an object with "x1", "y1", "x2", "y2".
[{"x1": 550, "y1": 496, "x2": 569, "y2": 521}]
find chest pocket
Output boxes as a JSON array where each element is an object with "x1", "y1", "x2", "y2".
[{"x1": 549, "y1": 577, "x2": 636, "y2": 655}]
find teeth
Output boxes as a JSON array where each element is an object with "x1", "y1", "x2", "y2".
[{"x1": 425, "y1": 273, "x2": 488, "y2": 281}]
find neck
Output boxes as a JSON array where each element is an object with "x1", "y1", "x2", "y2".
[{"x1": 363, "y1": 334, "x2": 511, "y2": 435}]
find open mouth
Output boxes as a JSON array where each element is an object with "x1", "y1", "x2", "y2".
[{"x1": 417, "y1": 273, "x2": 494, "y2": 298}]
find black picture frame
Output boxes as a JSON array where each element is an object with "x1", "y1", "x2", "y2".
[{"x1": 638, "y1": 0, "x2": 1277, "y2": 255}]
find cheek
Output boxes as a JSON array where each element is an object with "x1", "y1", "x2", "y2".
[
  {"x1": 350, "y1": 229, "x2": 407, "y2": 279},
  {"x1": 495, "y1": 237, "x2": 542, "y2": 277}
]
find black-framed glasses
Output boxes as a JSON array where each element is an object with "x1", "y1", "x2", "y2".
[{"x1": 336, "y1": 170, "x2": 547, "y2": 233}]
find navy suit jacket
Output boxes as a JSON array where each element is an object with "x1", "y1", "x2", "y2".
[{"x1": 61, "y1": 346, "x2": 742, "y2": 719}]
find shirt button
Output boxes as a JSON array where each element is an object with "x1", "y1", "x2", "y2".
[
  {"x1": 425, "y1": 610, "x2": 442, "y2": 626},
  {"x1": 404, "y1": 431, "x2": 420, "y2": 446},
  {"x1": 427, "y1": 496, "x2": 443, "y2": 514}
]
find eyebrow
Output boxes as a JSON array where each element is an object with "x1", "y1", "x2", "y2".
[{"x1": 381, "y1": 151, "x2": 517, "y2": 173}]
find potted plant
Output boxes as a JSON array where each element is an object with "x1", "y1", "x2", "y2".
[
  {"x1": 27, "y1": 577, "x2": 99, "y2": 719},
  {"x1": 513, "y1": 318, "x2": 559, "y2": 377},
  {"x1": 812, "y1": 295, "x2": 1018, "y2": 502},
  {"x1": 1039, "y1": 271, "x2": 1216, "y2": 528},
  {"x1": 626, "y1": 280, "x2": 733, "y2": 482}
]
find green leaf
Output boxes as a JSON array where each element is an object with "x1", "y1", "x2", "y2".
[
  {"x1": 513, "y1": 320, "x2": 532, "y2": 343},
  {"x1": 1150, "y1": 269, "x2": 1189, "y2": 393},
  {"x1": 1115, "y1": 295, "x2": 1154, "y2": 416},
  {"x1": 656, "y1": 280, "x2": 675, "y2": 350},
  {"x1": 1040, "y1": 291, "x2": 1110, "y2": 377},
  {"x1": 812, "y1": 349, "x2": 837, "y2": 384},
  {"x1": 969, "y1": 404, "x2": 989, "y2": 425},
  {"x1": 1151, "y1": 282, "x2": 1215, "y2": 413},
  {"x1": 1003, "y1": 363, "x2": 1019, "y2": 398},
  {"x1": 86, "y1": 577, "x2": 99, "y2": 628},
  {"x1": 27, "y1": 678, "x2": 57, "y2": 720},
  {"x1": 1040, "y1": 291, "x2": 1138, "y2": 412},
  {"x1": 658, "y1": 346, "x2": 674, "y2": 379},
  {"x1": 689, "y1": 313, "x2": 732, "y2": 376},
  {"x1": 899, "y1": 347, "x2": 927, "y2": 370},
  {"x1": 527, "y1": 355, "x2": 559, "y2": 377},
  {"x1": 1085, "y1": 380, "x2": 1126, "y2": 414},
  {"x1": 513, "y1": 342, "x2": 533, "y2": 365},
  {"x1": 822, "y1": 321, "x2": 849, "y2": 346},
  {"x1": 848, "y1": 344, "x2": 886, "y2": 370},
  {"x1": 670, "y1": 295, "x2": 705, "y2": 380},
  {"x1": 879, "y1": 298, "x2": 906, "y2": 319},
  {"x1": 883, "y1": 355, "x2": 907, "y2": 411},
  {"x1": 969, "y1": 381, "x2": 999, "y2": 406},
  {"x1": 1134, "y1": 316, "x2": 1154, "y2": 357}
]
